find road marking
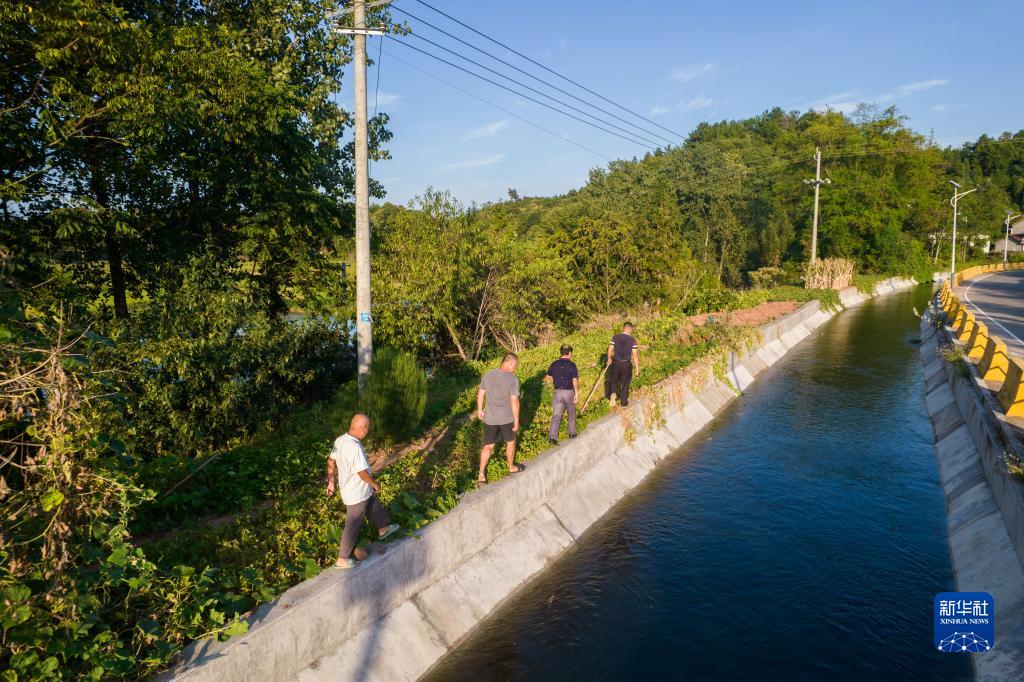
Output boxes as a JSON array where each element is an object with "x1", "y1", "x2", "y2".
[{"x1": 963, "y1": 272, "x2": 1024, "y2": 350}]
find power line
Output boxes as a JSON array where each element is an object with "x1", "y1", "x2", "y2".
[
  {"x1": 408, "y1": 0, "x2": 685, "y2": 139},
  {"x1": 373, "y1": 36, "x2": 383, "y2": 117},
  {"x1": 389, "y1": 4, "x2": 677, "y2": 146},
  {"x1": 388, "y1": 37, "x2": 659, "y2": 151},
  {"x1": 382, "y1": 47, "x2": 613, "y2": 161},
  {"x1": 391, "y1": 27, "x2": 665, "y2": 148}
]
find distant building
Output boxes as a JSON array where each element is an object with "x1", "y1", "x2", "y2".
[
  {"x1": 992, "y1": 233, "x2": 1024, "y2": 253},
  {"x1": 990, "y1": 217, "x2": 1024, "y2": 254}
]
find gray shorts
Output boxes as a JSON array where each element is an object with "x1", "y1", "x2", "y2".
[{"x1": 483, "y1": 422, "x2": 516, "y2": 445}]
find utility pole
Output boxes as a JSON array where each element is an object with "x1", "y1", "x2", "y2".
[
  {"x1": 1007, "y1": 210, "x2": 1023, "y2": 270},
  {"x1": 337, "y1": 2, "x2": 386, "y2": 392},
  {"x1": 949, "y1": 180, "x2": 978, "y2": 283},
  {"x1": 804, "y1": 147, "x2": 831, "y2": 263}
]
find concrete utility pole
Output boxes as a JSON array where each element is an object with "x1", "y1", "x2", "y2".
[
  {"x1": 1007, "y1": 210, "x2": 1023, "y2": 270},
  {"x1": 337, "y1": 2, "x2": 386, "y2": 392},
  {"x1": 949, "y1": 180, "x2": 978, "y2": 283},
  {"x1": 804, "y1": 147, "x2": 831, "y2": 263}
]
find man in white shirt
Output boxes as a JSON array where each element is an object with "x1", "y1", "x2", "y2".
[{"x1": 326, "y1": 414, "x2": 399, "y2": 568}]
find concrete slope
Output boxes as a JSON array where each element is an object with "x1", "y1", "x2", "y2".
[
  {"x1": 164, "y1": 278, "x2": 916, "y2": 682},
  {"x1": 920, "y1": 305, "x2": 1024, "y2": 680}
]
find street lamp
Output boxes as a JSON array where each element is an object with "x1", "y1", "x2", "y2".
[
  {"x1": 950, "y1": 180, "x2": 978, "y2": 283},
  {"x1": 1006, "y1": 210, "x2": 1023, "y2": 270}
]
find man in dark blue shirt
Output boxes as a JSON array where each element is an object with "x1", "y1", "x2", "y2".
[
  {"x1": 546, "y1": 344, "x2": 579, "y2": 444},
  {"x1": 607, "y1": 322, "x2": 639, "y2": 407}
]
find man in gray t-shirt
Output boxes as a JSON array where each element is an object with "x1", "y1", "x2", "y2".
[{"x1": 476, "y1": 353, "x2": 524, "y2": 484}]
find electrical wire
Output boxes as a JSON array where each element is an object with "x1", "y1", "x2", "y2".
[
  {"x1": 382, "y1": 47, "x2": 613, "y2": 161},
  {"x1": 391, "y1": 28, "x2": 664, "y2": 148},
  {"x1": 373, "y1": 35, "x2": 383, "y2": 117},
  {"x1": 408, "y1": 0, "x2": 685, "y2": 139},
  {"x1": 389, "y1": 4, "x2": 677, "y2": 146},
  {"x1": 388, "y1": 37, "x2": 659, "y2": 151}
]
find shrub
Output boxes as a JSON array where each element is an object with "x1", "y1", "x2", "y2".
[
  {"x1": 361, "y1": 348, "x2": 428, "y2": 444},
  {"x1": 804, "y1": 258, "x2": 854, "y2": 290},
  {"x1": 680, "y1": 287, "x2": 739, "y2": 315},
  {"x1": 748, "y1": 266, "x2": 785, "y2": 289}
]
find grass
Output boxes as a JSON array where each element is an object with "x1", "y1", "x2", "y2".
[{"x1": 852, "y1": 273, "x2": 890, "y2": 295}]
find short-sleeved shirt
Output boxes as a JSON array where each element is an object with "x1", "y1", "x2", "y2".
[
  {"x1": 610, "y1": 333, "x2": 638, "y2": 362},
  {"x1": 480, "y1": 368, "x2": 520, "y2": 425},
  {"x1": 329, "y1": 433, "x2": 373, "y2": 506},
  {"x1": 546, "y1": 358, "x2": 579, "y2": 390}
]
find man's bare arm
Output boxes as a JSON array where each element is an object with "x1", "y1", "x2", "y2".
[
  {"x1": 357, "y1": 468, "x2": 380, "y2": 493},
  {"x1": 572, "y1": 376, "x2": 580, "y2": 402},
  {"x1": 476, "y1": 388, "x2": 486, "y2": 420},
  {"x1": 511, "y1": 395, "x2": 520, "y2": 431},
  {"x1": 632, "y1": 347, "x2": 640, "y2": 375},
  {"x1": 326, "y1": 458, "x2": 337, "y2": 495}
]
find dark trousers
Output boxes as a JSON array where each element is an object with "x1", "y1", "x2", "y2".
[
  {"x1": 339, "y1": 494, "x2": 391, "y2": 560},
  {"x1": 549, "y1": 389, "x2": 577, "y2": 441},
  {"x1": 608, "y1": 360, "x2": 633, "y2": 406}
]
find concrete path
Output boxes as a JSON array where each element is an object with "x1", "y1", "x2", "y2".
[{"x1": 958, "y1": 269, "x2": 1024, "y2": 357}]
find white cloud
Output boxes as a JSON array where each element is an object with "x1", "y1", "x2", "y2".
[
  {"x1": 373, "y1": 91, "x2": 403, "y2": 108},
  {"x1": 667, "y1": 62, "x2": 717, "y2": 83},
  {"x1": 438, "y1": 154, "x2": 505, "y2": 172},
  {"x1": 685, "y1": 95, "x2": 713, "y2": 110},
  {"x1": 462, "y1": 120, "x2": 510, "y2": 141},
  {"x1": 806, "y1": 80, "x2": 949, "y2": 114},
  {"x1": 876, "y1": 79, "x2": 949, "y2": 103},
  {"x1": 650, "y1": 95, "x2": 713, "y2": 115},
  {"x1": 899, "y1": 79, "x2": 949, "y2": 94},
  {"x1": 930, "y1": 104, "x2": 948, "y2": 112},
  {"x1": 806, "y1": 91, "x2": 860, "y2": 113}
]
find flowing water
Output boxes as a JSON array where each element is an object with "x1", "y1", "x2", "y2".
[{"x1": 426, "y1": 284, "x2": 972, "y2": 682}]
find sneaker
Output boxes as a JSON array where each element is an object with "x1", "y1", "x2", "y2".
[
  {"x1": 569, "y1": 433, "x2": 577, "y2": 439},
  {"x1": 336, "y1": 557, "x2": 357, "y2": 569},
  {"x1": 548, "y1": 438, "x2": 558, "y2": 445},
  {"x1": 378, "y1": 523, "x2": 400, "y2": 540}
]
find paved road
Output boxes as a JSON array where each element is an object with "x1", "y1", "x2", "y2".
[{"x1": 958, "y1": 268, "x2": 1024, "y2": 357}]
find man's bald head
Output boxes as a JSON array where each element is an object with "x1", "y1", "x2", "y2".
[{"x1": 349, "y1": 413, "x2": 371, "y2": 439}]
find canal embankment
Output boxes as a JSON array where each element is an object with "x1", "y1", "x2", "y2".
[
  {"x1": 166, "y1": 278, "x2": 917, "y2": 682},
  {"x1": 921, "y1": 293, "x2": 1024, "y2": 680}
]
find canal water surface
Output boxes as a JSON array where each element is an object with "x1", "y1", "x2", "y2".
[{"x1": 426, "y1": 284, "x2": 971, "y2": 682}]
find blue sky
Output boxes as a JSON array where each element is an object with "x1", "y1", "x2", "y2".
[{"x1": 346, "y1": 0, "x2": 1024, "y2": 206}]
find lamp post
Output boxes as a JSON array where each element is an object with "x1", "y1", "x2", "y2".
[
  {"x1": 1007, "y1": 210, "x2": 1023, "y2": 270},
  {"x1": 949, "y1": 180, "x2": 978, "y2": 283}
]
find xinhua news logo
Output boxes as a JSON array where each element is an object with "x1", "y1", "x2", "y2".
[{"x1": 934, "y1": 592, "x2": 994, "y2": 653}]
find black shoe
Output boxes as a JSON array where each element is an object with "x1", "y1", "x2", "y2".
[
  {"x1": 569, "y1": 433, "x2": 577, "y2": 438},
  {"x1": 548, "y1": 438, "x2": 558, "y2": 445}
]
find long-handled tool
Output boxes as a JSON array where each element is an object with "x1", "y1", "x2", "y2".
[{"x1": 579, "y1": 364, "x2": 609, "y2": 414}]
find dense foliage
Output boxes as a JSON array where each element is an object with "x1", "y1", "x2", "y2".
[
  {"x1": 3, "y1": 0, "x2": 1024, "y2": 676},
  {"x1": 361, "y1": 348, "x2": 428, "y2": 444},
  {"x1": 1, "y1": 0, "x2": 385, "y2": 677}
]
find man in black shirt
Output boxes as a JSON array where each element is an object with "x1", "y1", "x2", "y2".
[
  {"x1": 607, "y1": 322, "x2": 639, "y2": 407},
  {"x1": 546, "y1": 344, "x2": 579, "y2": 444}
]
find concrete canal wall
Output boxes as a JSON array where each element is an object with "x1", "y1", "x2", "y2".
[
  {"x1": 920, "y1": 299, "x2": 1024, "y2": 681},
  {"x1": 166, "y1": 278, "x2": 916, "y2": 682}
]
